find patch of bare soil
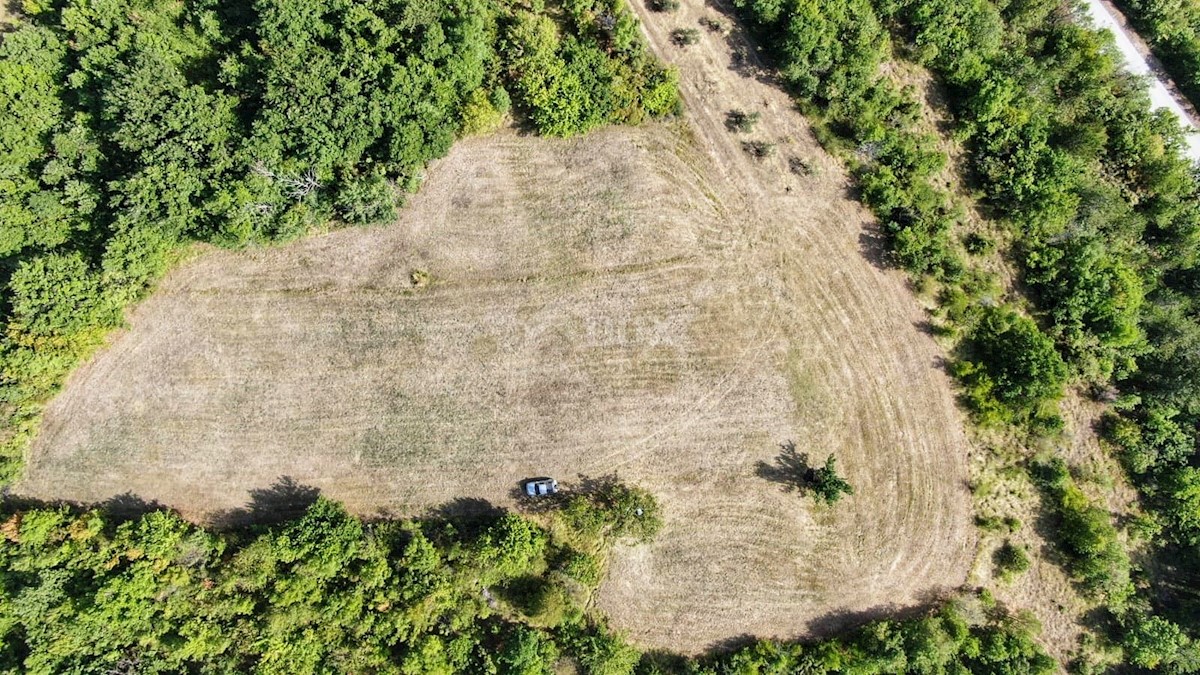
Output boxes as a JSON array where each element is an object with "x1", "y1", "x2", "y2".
[{"x1": 17, "y1": 0, "x2": 974, "y2": 654}]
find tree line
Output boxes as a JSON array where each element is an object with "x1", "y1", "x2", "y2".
[
  {"x1": 0, "y1": 0, "x2": 680, "y2": 484},
  {"x1": 0, "y1": 491, "x2": 1055, "y2": 674}
]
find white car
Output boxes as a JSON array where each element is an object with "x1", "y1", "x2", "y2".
[{"x1": 524, "y1": 477, "x2": 559, "y2": 497}]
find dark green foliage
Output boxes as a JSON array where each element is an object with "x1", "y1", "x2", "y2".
[
  {"x1": 811, "y1": 455, "x2": 854, "y2": 504},
  {"x1": 0, "y1": 497, "x2": 632, "y2": 673},
  {"x1": 742, "y1": 139, "x2": 776, "y2": 159},
  {"x1": 725, "y1": 109, "x2": 761, "y2": 133},
  {"x1": 974, "y1": 514, "x2": 1021, "y2": 533},
  {"x1": 0, "y1": 0, "x2": 678, "y2": 483},
  {"x1": 0, "y1": 497, "x2": 1060, "y2": 673},
  {"x1": 733, "y1": 0, "x2": 1200, "y2": 655},
  {"x1": 963, "y1": 232, "x2": 995, "y2": 256},
  {"x1": 647, "y1": 0, "x2": 680, "y2": 12},
  {"x1": 993, "y1": 540, "x2": 1030, "y2": 581},
  {"x1": 560, "y1": 481, "x2": 663, "y2": 544},
  {"x1": 953, "y1": 307, "x2": 1067, "y2": 425}
]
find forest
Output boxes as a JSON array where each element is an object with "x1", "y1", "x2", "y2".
[
  {"x1": 0, "y1": 490, "x2": 1056, "y2": 674},
  {"x1": 0, "y1": 0, "x2": 679, "y2": 484},
  {"x1": 731, "y1": 0, "x2": 1200, "y2": 667}
]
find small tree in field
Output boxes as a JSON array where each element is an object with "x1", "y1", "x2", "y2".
[{"x1": 811, "y1": 455, "x2": 853, "y2": 504}]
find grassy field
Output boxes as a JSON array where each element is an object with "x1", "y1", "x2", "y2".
[{"x1": 16, "y1": 0, "x2": 975, "y2": 654}]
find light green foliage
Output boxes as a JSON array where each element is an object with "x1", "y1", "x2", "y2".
[
  {"x1": 696, "y1": 600, "x2": 1055, "y2": 674},
  {"x1": 1033, "y1": 457, "x2": 1133, "y2": 605},
  {"x1": 0, "y1": 498, "x2": 617, "y2": 673},
  {"x1": 501, "y1": 0, "x2": 678, "y2": 137},
  {"x1": 1121, "y1": 612, "x2": 1197, "y2": 671},
  {"x1": 335, "y1": 172, "x2": 397, "y2": 225},
  {"x1": 0, "y1": 498, "x2": 1061, "y2": 673},
  {"x1": 460, "y1": 88, "x2": 507, "y2": 136},
  {"x1": 497, "y1": 626, "x2": 560, "y2": 675},
  {"x1": 475, "y1": 513, "x2": 549, "y2": 582},
  {"x1": 6, "y1": 253, "x2": 114, "y2": 349}
]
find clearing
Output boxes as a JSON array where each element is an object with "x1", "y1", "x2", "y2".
[{"x1": 16, "y1": 0, "x2": 973, "y2": 653}]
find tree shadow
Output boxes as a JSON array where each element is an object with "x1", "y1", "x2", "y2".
[
  {"x1": 702, "y1": 632, "x2": 759, "y2": 656},
  {"x1": 99, "y1": 492, "x2": 166, "y2": 520},
  {"x1": 858, "y1": 226, "x2": 895, "y2": 272},
  {"x1": 755, "y1": 440, "x2": 814, "y2": 493},
  {"x1": 1, "y1": 490, "x2": 170, "y2": 524},
  {"x1": 210, "y1": 476, "x2": 321, "y2": 528},
  {"x1": 806, "y1": 600, "x2": 934, "y2": 636},
  {"x1": 698, "y1": 0, "x2": 781, "y2": 87},
  {"x1": 510, "y1": 472, "x2": 621, "y2": 514},
  {"x1": 428, "y1": 497, "x2": 504, "y2": 522}
]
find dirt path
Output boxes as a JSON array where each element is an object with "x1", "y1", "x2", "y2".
[
  {"x1": 1079, "y1": 0, "x2": 1200, "y2": 159},
  {"x1": 16, "y1": 0, "x2": 974, "y2": 654}
]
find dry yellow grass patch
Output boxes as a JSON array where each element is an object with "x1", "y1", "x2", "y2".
[{"x1": 18, "y1": 0, "x2": 975, "y2": 653}]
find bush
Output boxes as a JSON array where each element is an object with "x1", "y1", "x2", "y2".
[
  {"x1": 811, "y1": 455, "x2": 854, "y2": 504},
  {"x1": 954, "y1": 306, "x2": 1068, "y2": 425},
  {"x1": 725, "y1": 109, "x2": 761, "y2": 133},
  {"x1": 560, "y1": 482, "x2": 663, "y2": 544},
  {"x1": 335, "y1": 173, "x2": 397, "y2": 225},
  {"x1": 460, "y1": 88, "x2": 506, "y2": 136},
  {"x1": 1033, "y1": 457, "x2": 1133, "y2": 604},
  {"x1": 647, "y1": 0, "x2": 679, "y2": 11},
  {"x1": 742, "y1": 139, "x2": 776, "y2": 159},
  {"x1": 670, "y1": 28, "x2": 701, "y2": 46},
  {"x1": 6, "y1": 253, "x2": 115, "y2": 349},
  {"x1": 994, "y1": 540, "x2": 1031, "y2": 580}
]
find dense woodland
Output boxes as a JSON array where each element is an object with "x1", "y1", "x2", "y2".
[
  {"x1": 0, "y1": 0, "x2": 678, "y2": 483},
  {"x1": 732, "y1": 0, "x2": 1200, "y2": 667},
  {"x1": 0, "y1": 491, "x2": 1057, "y2": 674}
]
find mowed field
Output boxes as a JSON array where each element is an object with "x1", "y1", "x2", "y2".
[{"x1": 17, "y1": 0, "x2": 974, "y2": 653}]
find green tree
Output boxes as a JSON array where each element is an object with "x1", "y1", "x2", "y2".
[{"x1": 811, "y1": 455, "x2": 854, "y2": 504}]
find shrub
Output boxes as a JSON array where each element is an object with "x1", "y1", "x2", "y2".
[
  {"x1": 6, "y1": 253, "x2": 115, "y2": 349},
  {"x1": 1032, "y1": 457, "x2": 1133, "y2": 604},
  {"x1": 742, "y1": 139, "x2": 776, "y2": 159},
  {"x1": 725, "y1": 109, "x2": 761, "y2": 133},
  {"x1": 647, "y1": 0, "x2": 679, "y2": 11},
  {"x1": 963, "y1": 232, "x2": 995, "y2": 256},
  {"x1": 670, "y1": 28, "x2": 701, "y2": 46},
  {"x1": 460, "y1": 88, "x2": 506, "y2": 136},
  {"x1": 954, "y1": 306, "x2": 1068, "y2": 425},
  {"x1": 994, "y1": 540, "x2": 1031, "y2": 580},
  {"x1": 335, "y1": 173, "x2": 397, "y2": 225},
  {"x1": 560, "y1": 482, "x2": 662, "y2": 544}
]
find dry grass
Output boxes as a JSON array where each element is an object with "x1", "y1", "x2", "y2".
[{"x1": 17, "y1": 0, "x2": 976, "y2": 654}]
